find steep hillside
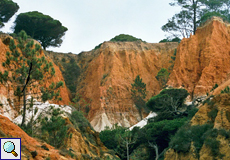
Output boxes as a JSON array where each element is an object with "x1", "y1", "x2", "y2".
[
  {"x1": 0, "y1": 115, "x2": 73, "y2": 160},
  {"x1": 164, "y1": 93, "x2": 230, "y2": 160},
  {"x1": 0, "y1": 34, "x2": 70, "y2": 120},
  {"x1": 48, "y1": 41, "x2": 178, "y2": 132},
  {"x1": 168, "y1": 17, "x2": 230, "y2": 97},
  {"x1": 0, "y1": 114, "x2": 117, "y2": 160}
]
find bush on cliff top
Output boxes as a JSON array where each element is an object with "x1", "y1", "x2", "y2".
[{"x1": 110, "y1": 34, "x2": 143, "y2": 42}]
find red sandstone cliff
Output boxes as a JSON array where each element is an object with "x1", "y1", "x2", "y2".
[
  {"x1": 168, "y1": 17, "x2": 230, "y2": 97},
  {"x1": 0, "y1": 34, "x2": 70, "y2": 116},
  {"x1": 75, "y1": 41, "x2": 178, "y2": 131}
]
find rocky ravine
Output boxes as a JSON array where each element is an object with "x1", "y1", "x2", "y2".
[
  {"x1": 48, "y1": 41, "x2": 178, "y2": 132},
  {"x1": 168, "y1": 17, "x2": 230, "y2": 97}
]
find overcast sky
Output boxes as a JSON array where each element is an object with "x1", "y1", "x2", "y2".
[{"x1": 2, "y1": 0, "x2": 180, "y2": 54}]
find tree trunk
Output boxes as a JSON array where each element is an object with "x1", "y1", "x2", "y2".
[
  {"x1": 193, "y1": 0, "x2": 197, "y2": 35},
  {"x1": 126, "y1": 141, "x2": 129, "y2": 160},
  {"x1": 21, "y1": 88, "x2": 26, "y2": 126},
  {"x1": 154, "y1": 144, "x2": 159, "y2": 160}
]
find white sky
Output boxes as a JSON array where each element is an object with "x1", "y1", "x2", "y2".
[{"x1": 1, "y1": 0, "x2": 180, "y2": 54}]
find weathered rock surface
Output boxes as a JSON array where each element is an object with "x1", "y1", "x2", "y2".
[
  {"x1": 0, "y1": 35, "x2": 70, "y2": 120},
  {"x1": 168, "y1": 17, "x2": 230, "y2": 97},
  {"x1": 77, "y1": 41, "x2": 178, "y2": 131},
  {"x1": 0, "y1": 115, "x2": 74, "y2": 160},
  {"x1": 47, "y1": 41, "x2": 178, "y2": 132}
]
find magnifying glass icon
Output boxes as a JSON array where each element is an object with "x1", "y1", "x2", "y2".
[{"x1": 3, "y1": 141, "x2": 18, "y2": 157}]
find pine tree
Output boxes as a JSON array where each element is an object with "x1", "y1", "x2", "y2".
[
  {"x1": 0, "y1": 31, "x2": 63, "y2": 126},
  {"x1": 131, "y1": 75, "x2": 147, "y2": 119}
]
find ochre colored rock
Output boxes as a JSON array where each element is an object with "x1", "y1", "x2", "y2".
[
  {"x1": 168, "y1": 17, "x2": 230, "y2": 97},
  {"x1": 0, "y1": 36, "x2": 70, "y2": 114},
  {"x1": 0, "y1": 115, "x2": 74, "y2": 160},
  {"x1": 64, "y1": 117, "x2": 110, "y2": 159},
  {"x1": 75, "y1": 41, "x2": 178, "y2": 131}
]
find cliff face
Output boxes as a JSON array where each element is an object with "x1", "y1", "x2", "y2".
[
  {"x1": 168, "y1": 17, "x2": 230, "y2": 96},
  {"x1": 0, "y1": 115, "x2": 114, "y2": 160},
  {"x1": 0, "y1": 35, "x2": 70, "y2": 120},
  {"x1": 0, "y1": 115, "x2": 74, "y2": 160},
  {"x1": 47, "y1": 41, "x2": 178, "y2": 132},
  {"x1": 76, "y1": 41, "x2": 178, "y2": 131}
]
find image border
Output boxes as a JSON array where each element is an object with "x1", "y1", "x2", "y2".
[{"x1": 0, "y1": 138, "x2": 21, "y2": 160}]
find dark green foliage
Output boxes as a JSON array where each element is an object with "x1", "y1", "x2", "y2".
[
  {"x1": 142, "y1": 118, "x2": 187, "y2": 157},
  {"x1": 146, "y1": 88, "x2": 189, "y2": 121},
  {"x1": 156, "y1": 68, "x2": 170, "y2": 88},
  {"x1": 41, "y1": 81, "x2": 64, "y2": 102},
  {"x1": 221, "y1": 86, "x2": 230, "y2": 93},
  {"x1": 0, "y1": 0, "x2": 19, "y2": 28},
  {"x1": 200, "y1": 12, "x2": 228, "y2": 25},
  {"x1": 207, "y1": 108, "x2": 218, "y2": 122},
  {"x1": 69, "y1": 110, "x2": 92, "y2": 133},
  {"x1": 41, "y1": 107, "x2": 68, "y2": 148},
  {"x1": 131, "y1": 75, "x2": 147, "y2": 119},
  {"x1": 130, "y1": 145, "x2": 149, "y2": 160},
  {"x1": 70, "y1": 93, "x2": 90, "y2": 113},
  {"x1": 170, "y1": 124, "x2": 213, "y2": 154},
  {"x1": 162, "y1": 10, "x2": 193, "y2": 38},
  {"x1": 204, "y1": 138, "x2": 221, "y2": 157},
  {"x1": 159, "y1": 37, "x2": 181, "y2": 43},
  {"x1": 41, "y1": 144, "x2": 49, "y2": 151},
  {"x1": 218, "y1": 129, "x2": 230, "y2": 139},
  {"x1": 100, "y1": 126, "x2": 126, "y2": 151},
  {"x1": 0, "y1": 31, "x2": 63, "y2": 126},
  {"x1": 211, "y1": 83, "x2": 219, "y2": 92},
  {"x1": 94, "y1": 43, "x2": 102, "y2": 50},
  {"x1": 168, "y1": 49, "x2": 177, "y2": 71},
  {"x1": 164, "y1": 0, "x2": 230, "y2": 38},
  {"x1": 100, "y1": 125, "x2": 138, "y2": 159},
  {"x1": 226, "y1": 111, "x2": 230, "y2": 122},
  {"x1": 62, "y1": 58, "x2": 80, "y2": 96},
  {"x1": 170, "y1": 123, "x2": 224, "y2": 158},
  {"x1": 110, "y1": 34, "x2": 142, "y2": 42},
  {"x1": 31, "y1": 151, "x2": 37, "y2": 158},
  {"x1": 14, "y1": 11, "x2": 68, "y2": 50},
  {"x1": 61, "y1": 58, "x2": 66, "y2": 62},
  {"x1": 187, "y1": 107, "x2": 199, "y2": 119}
]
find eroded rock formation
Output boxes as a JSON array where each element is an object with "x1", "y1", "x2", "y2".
[
  {"x1": 76, "y1": 41, "x2": 178, "y2": 131},
  {"x1": 168, "y1": 17, "x2": 230, "y2": 97},
  {"x1": 0, "y1": 35, "x2": 70, "y2": 120}
]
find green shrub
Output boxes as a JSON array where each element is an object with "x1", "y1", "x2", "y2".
[
  {"x1": 187, "y1": 107, "x2": 199, "y2": 119},
  {"x1": 146, "y1": 88, "x2": 189, "y2": 121},
  {"x1": 94, "y1": 43, "x2": 102, "y2": 50},
  {"x1": 204, "y1": 138, "x2": 220, "y2": 157},
  {"x1": 207, "y1": 108, "x2": 218, "y2": 122},
  {"x1": 170, "y1": 124, "x2": 213, "y2": 155},
  {"x1": 62, "y1": 58, "x2": 80, "y2": 96},
  {"x1": 110, "y1": 34, "x2": 142, "y2": 42},
  {"x1": 226, "y1": 111, "x2": 230, "y2": 122},
  {"x1": 61, "y1": 57, "x2": 66, "y2": 62},
  {"x1": 159, "y1": 37, "x2": 181, "y2": 43},
  {"x1": 211, "y1": 83, "x2": 218, "y2": 92},
  {"x1": 156, "y1": 68, "x2": 170, "y2": 88},
  {"x1": 221, "y1": 86, "x2": 230, "y2": 93},
  {"x1": 218, "y1": 129, "x2": 230, "y2": 139},
  {"x1": 41, "y1": 107, "x2": 68, "y2": 148}
]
